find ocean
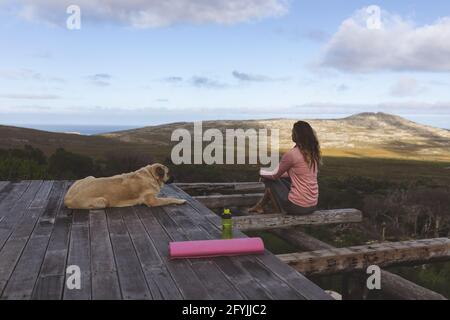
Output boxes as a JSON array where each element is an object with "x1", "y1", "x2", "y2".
[{"x1": 16, "y1": 125, "x2": 140, "y2": 135}]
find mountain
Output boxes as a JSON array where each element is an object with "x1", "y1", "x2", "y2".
[
  {"x1": 0, "y1": 113, "x2": 449, "y2": 161},
  {"x1": 100, "y1": 113, "x2": 450, "y2": 161}
]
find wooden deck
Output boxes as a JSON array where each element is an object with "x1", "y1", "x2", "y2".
[{"x1": 0, "y1": 180, "x2": 331, "y2": 300}]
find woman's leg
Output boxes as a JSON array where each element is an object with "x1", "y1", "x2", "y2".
[
  {"x1": 248, "y1": 188, "x2": 271, "y2": 214},
  {"x1": 263, "y1": 179, "x2": 291, "y2": 214},
  {"x1": 249, "y1": 178, "x2": 290, "y2": 213},
  {"x1": 264, "y1": 178, "x2": 316, "y2": 215}
]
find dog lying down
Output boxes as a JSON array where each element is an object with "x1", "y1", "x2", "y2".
[{"x1": 64, "y1": 163, "x2": 186, "y2": 209}]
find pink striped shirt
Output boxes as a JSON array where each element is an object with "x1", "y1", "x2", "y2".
[{"x1": 261, "y1": 147, "x2": 318, "y2": 207}]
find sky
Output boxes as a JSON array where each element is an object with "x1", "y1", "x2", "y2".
[{"x1": 0, "y1": 0, "x2": 449, "y2": 129}]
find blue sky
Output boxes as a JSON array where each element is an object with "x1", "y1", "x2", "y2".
[{"x1": 0, "y1": 0, "x2": 449, "y2": 128}]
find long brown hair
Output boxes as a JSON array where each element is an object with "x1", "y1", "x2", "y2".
[{"x1": 292, "y1": 121, "x2": 321, "y2": 171}]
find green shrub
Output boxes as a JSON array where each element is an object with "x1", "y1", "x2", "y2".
[{"x1": 48, "y1": 148, "x2": 96, "y2": 179}]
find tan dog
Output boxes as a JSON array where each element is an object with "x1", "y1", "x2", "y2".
[{"x1": 64, "y1": 163, "x2": 186, "y2": 209}]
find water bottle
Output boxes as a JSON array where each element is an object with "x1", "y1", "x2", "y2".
[{"x1": 221, "y1": 208, "x2": 233, "y2": 239}]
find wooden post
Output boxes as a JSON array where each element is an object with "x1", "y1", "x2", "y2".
[{"x1": 379, "y1": 270, "x2": 446, "y2": 300}]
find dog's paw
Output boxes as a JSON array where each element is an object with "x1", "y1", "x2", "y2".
[{"x1": 175, "y1": 199, "x2": 187, "y2": 205}]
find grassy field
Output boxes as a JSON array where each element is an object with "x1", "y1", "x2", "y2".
[
  {"x1": 319, "y1": 155, "x2": 450, "y2": 186},
  {"x1": 168, "y1": 155, "x2": 450, "y2": 187}
]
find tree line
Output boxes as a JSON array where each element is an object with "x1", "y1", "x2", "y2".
[{"x1": 0, "y1": 145, "x2": 153, "y2": 180}]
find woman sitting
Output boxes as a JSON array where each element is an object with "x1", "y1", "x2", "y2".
[{"x1": 249, "y1": 120, "x2": 321, "y2": 215}]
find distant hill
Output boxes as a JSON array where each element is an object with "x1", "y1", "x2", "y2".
[
  {"x1": 100, "y1": 112, "x2": 450, "y2": 162},
  {"x1": 1, "y1": 113, "x2": 449, "y2": 161},
  {"x1": 0, "y1": 125, "x2": 150, "y2": 159}
]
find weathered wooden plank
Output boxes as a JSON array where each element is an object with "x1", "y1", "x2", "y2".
[
  {"x1": 0, "y1": 181, "x2": 42, "y2": 249},
  {"x1": 106, "y1": 208, "x2": 152, "y2": 300},
  {"x1": 32, "y1": 250, "x2": 69, "y2": 300},
  {"x1": 135, "y1": 205, "x2": 211, "y2": 300},
  {"x1": 90, "y1": 210, "x2": 116, "y2": 273},
  {"x1": 0, "y1": 182, "x2": 54, "y2": 297},
  {"x1": 1, "y1": 182, "x2": 67, "y2": 300},
  {"x1": 164, "y1": 185, "x2": 332, "y2": 300},
  {"x1": 63, "y1": 209, "x2": 91, "y2": 300},
  {"x1": 71, "y1": 209, "x2": 89, "y2": 225},
  {"x1": 89, "y1": 209, "x2": 121, "y2": 300},
  {"x1": 123, "y1": 207, "x2": 182, "y2": 300},
  {"x1": 0, "y1": 181, "x2": 10, "y2": 193},
  {"x1": 63, "y1": 223, "x2": 91, "y2": 300},
  {"x1": 190, "y1": 259, "x2": 248, "y2": 300},
  {"x1": 1, "y1": 236, "x2": 49, "y2": 299},
  {"x1": 122, "y1": 209, "x2": 163, "y2": 268},
  {"x1": 32, "y1": 181, "x2": 67, "y2": 237},
  {"x1": 213, "y1": 256, "x2": 275, "y2": 300},
  {"x1": 194, "y1": 193, "x2": 264, "y2": 209},
  {"x1": 233, "y1": 209, "x2": 362, "y2": 231},
  {"x1": 278, "y1": 238, "x2": 450, "y2": 276},
  {"x1": 0, "y1": 238, "x2": 27, "y2": 295},
  {"x1": 29, "y1": 181, "x2": 54, "y2": 209},
  {"x1": 4, "y1": 181, "x2": 53, "y2": 242},
  {"x1": 37, "y1": 250, "x2": 69, "y2": 278},
  {"x1": 32, "y1": 182, "x2": 73, "y2": 300},
  {"x1": 175, "y1": 182, "x2": 265, "y2": 194},
  {"x1": 0, "y1": 181, "x2": 30, "y2": 220},
  {"x1": 32, "y1": 275, "x2": 65, "y2": 300},
  {"x1": 380, "y1": 269, "x2": 446, "y2": 300},
  {"x1": 0, "y1": 180, "x2": 11, "y2": 220}
]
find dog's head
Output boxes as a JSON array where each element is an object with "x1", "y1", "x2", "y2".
[{"x1": 149, "y1": 163, "x2": 174, "y2": 185}]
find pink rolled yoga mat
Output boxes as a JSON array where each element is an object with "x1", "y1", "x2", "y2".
[{"x1": 169, "y1": 237, "x2": 265, "y2": 259}]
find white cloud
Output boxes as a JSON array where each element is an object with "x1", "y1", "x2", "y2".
[
  {"x1": 0, "y1": 68, "x2": 65, "y2": 83},
  {"x1": 320, "y1": 7, "x2": 450, "y2": 72},
  {"x1": 336, "y1": 84, "x2": 349, "y2": 92},
  {"x1": 86, "y1": 73, "x2": 112, "y2": 86},
  {"x1": 190, "y1": 76, "x2": 227, "y2": 89},
  {"x1": 4, "y1": 0, "x2": 289, "y2": 28},
  {"x1": 232, "y1": 70, "x2": 289, "y2": 83},
  {"x1": 389, "y1": 77, "x2": 425, "y2": 97},
  {"x1": 161, "y1": 75, "x2": 227, "y2": 88},
  {"x1": 232, "y1": 70, "x2": 269, "y2": 82},
  {"x1": 0, "y1": 93, "x2": 60, "y2": 100},
  {"x1": 162, "y1": 76, "x2": 183, "y2": 83}
]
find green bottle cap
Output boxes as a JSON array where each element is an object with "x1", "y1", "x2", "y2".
[{"x1": 223, "y1": 208, "x2": 231, "y2": 215}]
